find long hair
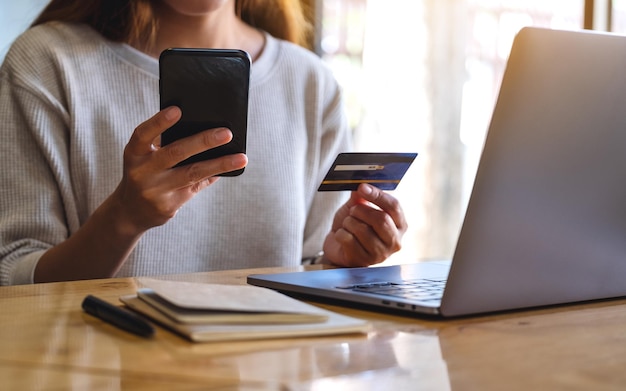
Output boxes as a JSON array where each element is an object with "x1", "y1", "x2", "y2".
[{"x1": 31, "y1": 0, "x2": 312, "y2": 49}]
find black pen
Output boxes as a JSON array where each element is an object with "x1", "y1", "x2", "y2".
[{"x1": 82, "y1": 294, "x2": 155, "y2": 338}]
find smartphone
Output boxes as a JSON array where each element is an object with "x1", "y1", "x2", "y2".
[{"x1": 159, "y1": 48, "x2": 251, "y2": 176}]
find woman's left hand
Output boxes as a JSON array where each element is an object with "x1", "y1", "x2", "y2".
[{"x1": 322, "y1": 183, "x2": 408, "y2": 267}]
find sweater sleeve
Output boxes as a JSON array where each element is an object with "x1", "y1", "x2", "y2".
[{"x1": 0, "y1": 41, "x2": 73, "y2": 285}]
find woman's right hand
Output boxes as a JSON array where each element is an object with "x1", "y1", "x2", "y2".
[
  {"x1": 34, "y1": 106, "x2": 247, "y2": 283},
  {"x1": 112, "y1": 106, "x2": 248, "y2": 234}
]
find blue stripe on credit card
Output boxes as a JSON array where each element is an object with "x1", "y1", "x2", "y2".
[{"x1": 318, "y1": 153, "x2": 417, "y2": 191}]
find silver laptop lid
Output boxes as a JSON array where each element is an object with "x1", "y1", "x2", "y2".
[{"x1": 440, "y1": 27, "x2": 626, "y2": 316}]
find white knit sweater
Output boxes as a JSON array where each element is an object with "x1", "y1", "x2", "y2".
[{"x1": 0, "y1": 22, "x2": 350, "y2": 285}]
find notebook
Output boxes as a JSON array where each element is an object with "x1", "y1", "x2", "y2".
[
  {"x1": 248, "y1": 27, "x2": 626, "y2": 317},
  {"x1": 133, "y1": 278, "x2": 329, "y2": 324},
  {"x1": 120, "y1": 278, "x2": 370, "y2": 342}
]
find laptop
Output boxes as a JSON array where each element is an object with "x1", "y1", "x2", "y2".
[{"x1": 248, "y1": 27, "x2": 626, "y2": 317}]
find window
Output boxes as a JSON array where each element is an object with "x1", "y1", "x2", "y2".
[
  {"x1": 0, "y1": 2, "x2": 48, "y2": 61},
  {"x1": 612, "y1": 0, "x2": 626, "y2": 32},
  {"x1": 319, "y1": 1, "x2": 585, "y2": 264}
]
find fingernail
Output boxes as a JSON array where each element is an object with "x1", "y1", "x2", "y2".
[
  {"x1": 164, "y1": 106, "x2": 179, "y2": 120},
  {"x1": 214, "y1": 128, "x2": 231, "y2": 142},
  {"x1": 231, "y1": 154, "x2": 248, "y2": 168},
  {"x1": 361, "y1": 183, "x2": 373, "y2": 195}
]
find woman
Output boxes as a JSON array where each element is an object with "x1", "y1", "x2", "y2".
[{"x1": 0, "y1": 0, "x2": 407, "y2": 285}]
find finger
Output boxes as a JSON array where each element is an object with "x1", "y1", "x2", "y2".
[
  {"x1": 189, "y1": 176, "x2": 221, "y2": 194},
  {"x1": 129, "y1": 106, "x2": 182, "y2": 155},
  {"x1": 330, "y1": 190, "x2": 365, "y2": 231},
  {"x1": 156, "y1": 127, "x2": 233, "y2": 169},
  {"x1": 355, "y1": 184, "x2": 408, "y2": 232},
  {"x1": 168, "y1": 153, "x2": 248, "y2": 190},
  {"x1": 342, "y1": 213, "x2": 396, "y2": 259},
  {"x1": 334, "y1": 228, "x2": 373, "y2": 266},
  {"x1": 348, "y1": 204, "x2": 399, "y2": 246}
]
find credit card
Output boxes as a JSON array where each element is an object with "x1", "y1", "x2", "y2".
[{"x1": 318, "y1": 152, "x2": 417, "y2": 191}]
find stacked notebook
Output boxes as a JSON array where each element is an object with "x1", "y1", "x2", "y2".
[{"x1": 120, "y1": 278, "x2": 370, "y2": 342}]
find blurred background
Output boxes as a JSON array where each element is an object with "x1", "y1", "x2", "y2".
[{"x1": 2, "y1": 0, "x2": 624, "y2": 265}]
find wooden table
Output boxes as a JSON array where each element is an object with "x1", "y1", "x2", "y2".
[{"x1": 2, "y1": 265, "x2": 626, "y2": 390}]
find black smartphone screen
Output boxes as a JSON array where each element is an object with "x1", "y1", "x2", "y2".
[{"x1": 159, "y1": 48, "x2": 251, "y2": 176}]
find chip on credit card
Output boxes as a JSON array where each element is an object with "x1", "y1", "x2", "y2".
[{"x1": 318, "y1": 152, "x2": 418, "y2": 191}]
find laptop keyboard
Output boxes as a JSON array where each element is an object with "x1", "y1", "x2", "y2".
[{"x1": 337, "y1": 278, "x2": 446, "y2": 302}]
